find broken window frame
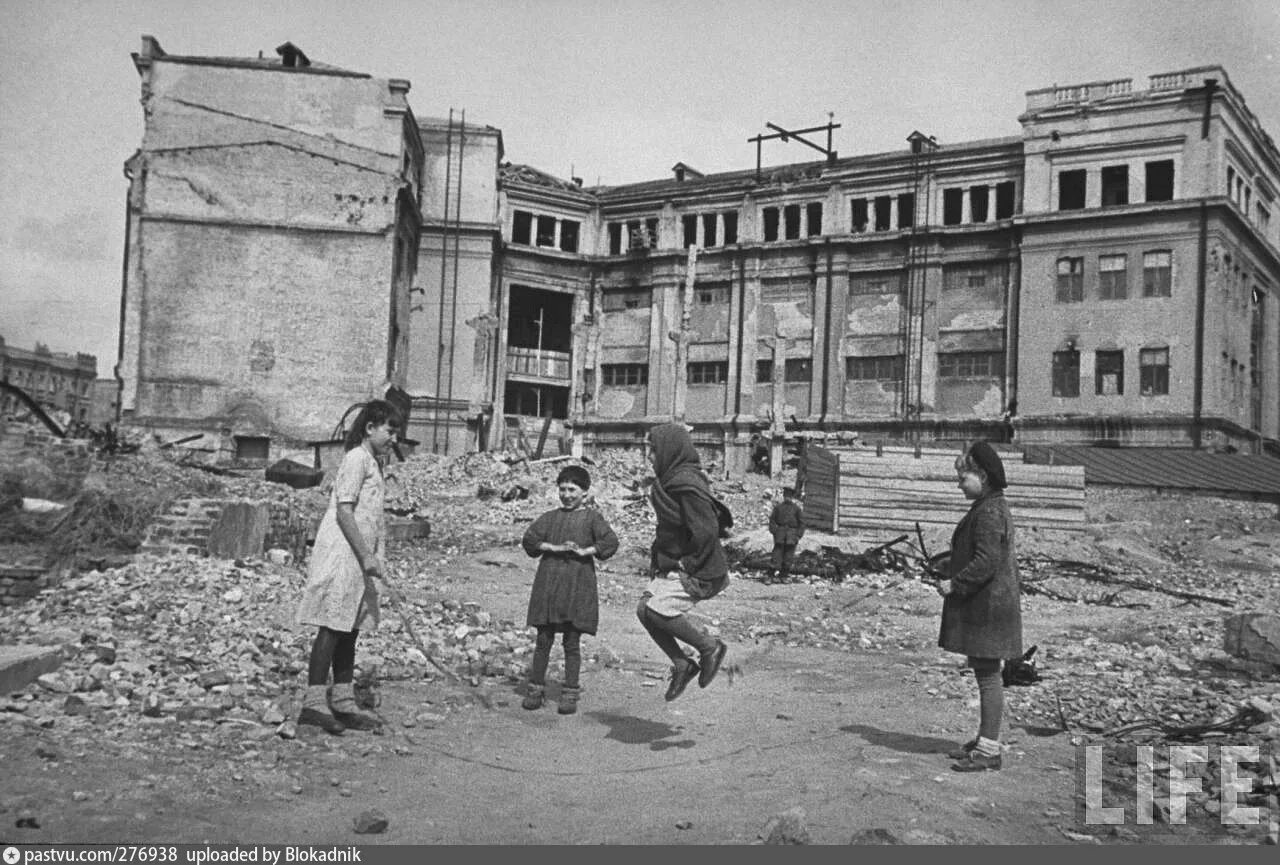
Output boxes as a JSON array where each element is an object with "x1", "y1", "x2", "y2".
[
  {"x1": 873, "y1": 195, "x2": 892, "y2": 231},
  {"x1": 722, "y1": 211, "x2": 739, "y2": 245},
  {"x1": 601, "y1": 363, "x2": 649, "y2": 386},
  {"x1": 845, "y1": 355, "x2": 904, "y2": 381},
  {"x1": 937, "y1": 352, "x2": 1004, "y2": 379},
  {"x1": 897, "y1": 193, "x2": 915, "y2": 229},
  {"x1": 1058, "y1": 169, "x2": 1087, "y2": 211},
  {"x1": 1101, "y1": 165, "x2": 1129, "y2": 208},
  {"x1": 851, "y1": 198, "x2": 869, "y2": 233},
  {"x1": 1142, "y1": 250, "x2": 1172, "y2": 297},
  {"x1": 1145, "y1": 160, "x2": 1175, "y2": 202},
  {"x1": 1056, "y1": 257, "x2": 1084, "y2": 303},
  {"x1": 512, "y1": 210, "x2": 534, "y2": 245},
  {"x1": 784, "y1": 204, "x2": 802, "y2": 240},
  {"x1": 763, "y1": 207, "x2": 781, "y2": 242},
  {"x1": 942, "y1": 188, "x2": 963, "y2": 225},
  {"x1": 600, "y1": 288, "x2": 653, "y2": 312},
  {"x1": 703, "y1": 213, "x2": 719, "y2": 247},
  {"x1": 1139, "y1": 348, "x2": 1170, "y2": 396},
  {"x1": 969, "y1": 185, "x2": 990, "y2": 222},
  {"x1": 559, "y1": 220, "x2": 580, "y2": 253},
  {"x1": 995, "y1": 181, "x2": 1016, "y2": 219},
  {"x1": 535, "y1": 215, "x2": 557, "y2": 247},
  {"x1": 608, "y1": 223, "x2": 623, "y2": 255},
  {"x1": 784, "y1": 357, "x2": 813, "y2": 383},
  {"x1": 806, "y1": 202, "x2": 823, "y2": 237},
  {"x1": 695, "y1": 285, "x2": 729, "y2": 305},
  {"x1": 1094, "y1": 349, "x2": 1125, "y2": 396},
  {"x1": 682, "y1": 214, "x2": 698, "y2": 248},
  {"x1": 687, "y1": 361, "x2": 729, "y2": 385},
  {"x1": 1098, "y1": 254, "x2": 1128, "y2": 300},
  {"x1": 1052, "y1": 350, "x2": 1081, "y2": 398}
]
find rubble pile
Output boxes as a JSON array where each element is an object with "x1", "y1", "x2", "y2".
[{"x1": 0, "y1": 552, "x2": 531, "y2": 737}]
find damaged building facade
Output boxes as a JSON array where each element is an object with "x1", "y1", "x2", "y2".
[
  {"x1": 479, "y1": 65, "x2": 1280, "y2": 466},
  {"x1": 117, "y1": 37, "x2": 422, "y2": 458},
  {"x1": 116, "y1": 42, "x2": 1280, "y2": 465}
]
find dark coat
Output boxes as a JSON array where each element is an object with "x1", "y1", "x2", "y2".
[
  {"x1": 523, "y1": 506, "x2": 619, "y2": 635},
  {"x1": 768, "y1": 500, "x2": 805, "y2": 546},
  {"x1": 938, "y1": 491, "x2": 1023, "y2": 660},
  {"x1": 648, "y1": 423, "x2": 729, "y2": 600}
]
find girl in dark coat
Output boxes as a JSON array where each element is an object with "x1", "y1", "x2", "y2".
[
  {"x1": 521, "y1": 465, "x2": 619, "y2": 715},
  {"x1": 936, "y1": 440, "x2": 1023, "y2": 772},
  {"x1": 636, "y1": 423, "x2": 729, "y2": 701}
]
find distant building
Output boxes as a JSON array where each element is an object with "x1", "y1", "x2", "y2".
[
  {"x1": 117, "y1": 36, "x2": 422, "y2": 460},
  {"x1": 0, "y1": 336, "x2": 96, "y2": 424},
  {"x1": 116, "y1": 41, "x2": 1280, "y2": 463},
  {"x1": 471, "y1": 65, "x2": 1279, "y2": 464}
]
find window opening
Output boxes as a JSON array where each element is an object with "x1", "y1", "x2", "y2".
[
  {"x1": 1052, "y1": 350, "x2": 1080, "y2": 397},
  {"x1": 995, "y1": 181, "x2": 1016, "y2": 219},
  {"x1": 559, "y1": 220, "x2": 579, "y2": 253},
  {"x1": 1095, "y1": 350, "x2": 1124, "y2": 395},
  {"x1": 943, "y1": 188, "x2": 963, "y2": 225},
  {"x1": 846, "y1": 355, "x2": 903, "y2": 381},
  {"x1": 1098, "y1": 254, "x2": 1127, "y2": 300},
  {"x1": 1139, "y1": 348, "x2": 1169, "y2": 395},
  {"x1": 601, "y1": 364, "x2": 649, "y2": 386},
  {"x1": 512, "y1": 210, "x2": 533, "y2": 245},
  {"x1": 1146, "y1": 160, "x2": 1174, "y2": 202},
  {"x1": 1058, "y1": 169, "x2": 1087, "y2": 210},
  {"x1": 688, "y1": 361, "x2": 729, "y2": 384},
  {"x1": 969, "y1": 185, "x2": 989, "y2": 222},
  {"x1": 897, "y1": 193, "x2": 915, "y2": 229},
  {"x1": 1101, "y1": 165, "x2": 1129, "y2": 207},
  {"x1": 1056, "y1": 257, "x2": 1084, "y2": 303},
  {"x1": 763, "y1": 207, "x2": 780, "y2": 242},
  {"x1": 806, "y1": 202, "x2": 823, "y2": 237},
  {"x1": 784, "y1": 204, "x2": 801, "y2": 240},
  {"x1": 874, "y1": 195, "x2": 892, "y2": 231},
  {"x1": 703, "y1": 213, "x2": 718, "y2": 247},
  {"x1": 1143, "y1": 251, "x2": 1172, "y2": 297}
]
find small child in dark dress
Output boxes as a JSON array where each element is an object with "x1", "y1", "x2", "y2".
[{"x1": 520, "y1": 465, "x2": 619, "y2": 715}]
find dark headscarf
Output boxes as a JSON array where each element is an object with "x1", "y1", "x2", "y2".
[
  {"x1": 965, "y1": 440, "x2": 1008, "y2": 490},
  {"x1": 649, "y1": 423, "x2": 714, "y2": 524}
]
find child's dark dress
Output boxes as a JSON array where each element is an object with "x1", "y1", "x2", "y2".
[{"x1": 523, "y1": 507, "x2": 619, "y2": 635}]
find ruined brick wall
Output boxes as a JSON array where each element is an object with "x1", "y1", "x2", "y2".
[
  {"x1": 0, "y1": 565, "x2": 54, "y2": 607},
  {"x1": 0, "y1": 422, "x2": 94, "y2": 499},
  {"x1": 140, "y1": 497, "x2": 314, "y2": 562}
]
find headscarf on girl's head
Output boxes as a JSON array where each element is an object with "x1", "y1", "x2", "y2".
[
  {"x1": 964, "y1": 440, "x2": 1008, "y2": 490},
  {"x1": 648, "y1": 422, "x2": 713, "y2": 525}
]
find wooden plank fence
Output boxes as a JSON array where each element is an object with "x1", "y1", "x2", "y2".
[{"x1": 828, "y1": 445, "x2": 1086, "y2": 533}]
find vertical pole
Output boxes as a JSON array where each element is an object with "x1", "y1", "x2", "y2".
[{"x1": 770, "y1": 328, "x2": 786, "y2": 479}]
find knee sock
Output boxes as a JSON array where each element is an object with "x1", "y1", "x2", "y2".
[
  {"x1": 662, "y1": 613, "x2": 717, "y2": 656},
  {"x1": 562, "y1": 630, "x2": 582, "y2": 688},
  {"x1": 302, "y1": 684, "x2": 329, "y2": 710},
  {"x1": 972, "y1": 659, "x2": 1004, "y2": 743},
  {"x1": 529, "y1": 627, "x2": 555, "y2": 685},
  {"x1": 637, "y1": 601, "x2": 689, "y2": 664}
]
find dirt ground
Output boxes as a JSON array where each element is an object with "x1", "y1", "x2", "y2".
[{"x1": 3, "y1": 481, "x2": 1280, "y2": 846}]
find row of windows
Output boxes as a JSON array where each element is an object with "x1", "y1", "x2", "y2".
[
  {"x1": 1057, "y1": 160, "x2": 1174, "y2": 211},
  {"x1": 601, "y1": 353, "x2": 1008, "y2": 387},
  {"x1": 601, "y1": 349, "x2": 1171, "y2": 397},
  {"x1": 1052, "y1": 348, "x2": 1170, "y2": 397},
  {"x1": 1226, "y1": 166, "x2": 1272, "y2": 232},
  {"x1": 511, "y1": 210, "x2": 581, "y2": 253},
  {"x1": 1056, "y1": 251, "x2": 1171, "y2": 302},
  {"x1": 682, "y1": 211, "x2": 740, "y2": 248}
]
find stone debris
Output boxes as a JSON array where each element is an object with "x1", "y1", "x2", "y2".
[
  {"x1": 353, "y1": 809, "x2": 389, "y2": 834},
  {"x1": 760, "y1": 806, "x2": 810, "y2": 845}
]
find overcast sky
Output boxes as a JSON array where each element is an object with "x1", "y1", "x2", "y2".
[{"x1": 3, "y1": 0, "x2": 1279, "y2": 375}]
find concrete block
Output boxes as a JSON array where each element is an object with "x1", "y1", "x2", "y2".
[
  {"x1": 1224, "y1": 612, "x2": 1280, "y2": 666},
  {"x1": 0, "y1": 644, "x2": 64, "y2": 696},
  {"x1": 206, "y1": 501, "x2": 269, "y2": 559}
]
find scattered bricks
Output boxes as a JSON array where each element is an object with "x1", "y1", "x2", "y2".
[{"x1": 198, "y1": 669, "x2": 231, "y2": 689}]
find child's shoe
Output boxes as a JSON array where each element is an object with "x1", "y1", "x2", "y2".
[
  {"x1": 698, "y1": 640, "x2": 728, "y2": 688},
  {"x1": 297, "y1": 706, "x2": 345, "y2": 735},
  {"x1": 665, "y1": 658, "x2": 699, "y2": 702},
  {"x1": 522, "y1": 683, "x2": 545, "y2": 711},
  {"x1": 331, "y1": 708, "x2": 382, "y2": 731},
  {"x1": 951, "y1": 752, "x2": 1002, "y2": 772},
  {"x1": 558, "y1": 685, "x2": 580, "y2": 715}
]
